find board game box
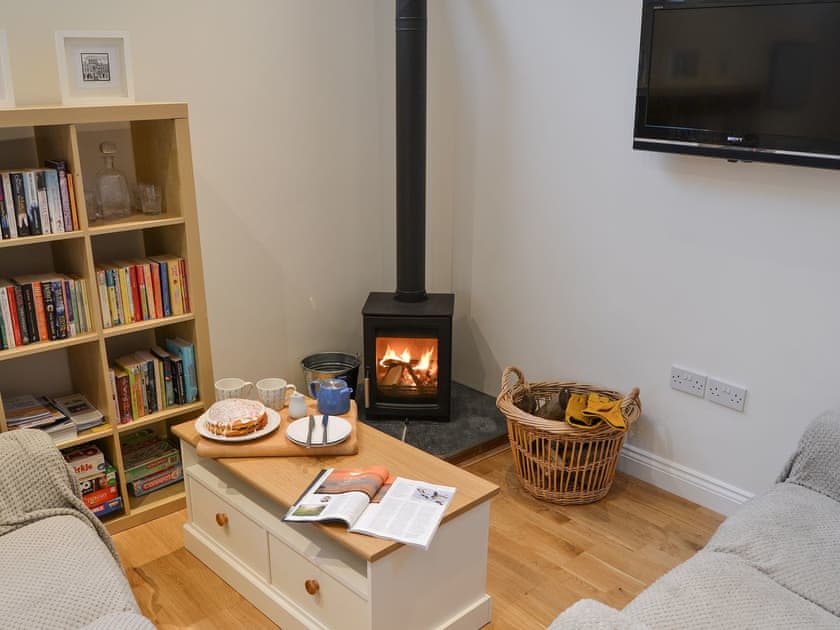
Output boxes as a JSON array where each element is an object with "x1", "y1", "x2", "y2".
[
  {"x1": 91, "y1": 495, "x2": 123, "y2": 518},
  {"x1": 79, "y1": 465, "x2": 119, "y2": 508},
  {"x1": 128, "y1": 464, "x2": 183, "y2": 497},
  {"x1": 62, "y1": 444, "x2": 106, "y2": 478},
  {"x1": 121, "y1": 429, "x2": 181, "y2": 482}
]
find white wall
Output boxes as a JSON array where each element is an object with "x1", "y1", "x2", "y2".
[
  {"x1": 434, "y1": 1, "x2": 840, "y2": 496},
  {"x1": 4, "y1": 1, "x2": 391, "y2": 390}
]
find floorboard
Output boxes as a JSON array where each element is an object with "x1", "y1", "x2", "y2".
[{"x1": 113, "y1": 449, "x2": 724, "y2": 629}]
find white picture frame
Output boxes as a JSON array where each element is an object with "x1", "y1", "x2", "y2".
[
  {"x1": 55, "y1": 30, "x2": 134, "y2": 105},
  {"x1": 0, "y1": 30, "x2": 15, "y2": 108}
]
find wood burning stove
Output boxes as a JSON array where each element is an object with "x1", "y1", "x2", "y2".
[
  {"x1": 363, "y1": 293, "x2": 453, "y2": 420},
  {"x1": 362, "y1": 0, "x2": 454, "y2": 420}
]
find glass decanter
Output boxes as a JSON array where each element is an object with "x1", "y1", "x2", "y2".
[{"x1": 94, "y1": 141, "x2": 131, "y2": 218}]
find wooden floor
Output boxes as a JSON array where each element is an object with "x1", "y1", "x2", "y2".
[{"x1": 113, "y1": 450, "x2": 724, "y2": 629}]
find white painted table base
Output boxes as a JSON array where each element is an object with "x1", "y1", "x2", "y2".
[{"x1": 179, "y1": 441, "x2": 493, "y2": 629}]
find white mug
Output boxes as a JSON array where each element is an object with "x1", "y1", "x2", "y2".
[
  {"x1": 287, "y1": 391, "x2": 308, "y2": 419},
  {"x1": 215, "y1": 377, "x2": 254, "y2": 401},
  {"x1": 256, "y1": 378, "x2": 297, "y2": 410}
]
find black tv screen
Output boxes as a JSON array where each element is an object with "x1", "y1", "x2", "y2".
[{"x1": 634, "y1": 0, "x2": 840, "y2": 169}]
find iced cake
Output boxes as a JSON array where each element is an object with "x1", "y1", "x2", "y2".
[{"x1": 205, "y1": 398, "x2": 268, "y2": 437}]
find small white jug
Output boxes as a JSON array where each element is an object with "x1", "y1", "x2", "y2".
[{"x1": 287, "y1": 391, "x2": 308, "y2": 419}]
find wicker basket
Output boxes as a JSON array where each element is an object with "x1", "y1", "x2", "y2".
[{"x1": 496, "y1": 366, "x2": 641, "y2": 505}]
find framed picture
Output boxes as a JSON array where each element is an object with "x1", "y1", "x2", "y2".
[
  {"x1": 55, "y1": 31, "x2": 134, "y2": 104},
  {"x1": 0, "y1": 30, "x2": 14, "y2": 108}
]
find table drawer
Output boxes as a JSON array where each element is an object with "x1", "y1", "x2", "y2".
[
  {"x1": 189, "y1": 474, "x2": 270, "y2": 580},
  {"x1": 269, "y1": 533, "x2": 369, "y2": 629}
]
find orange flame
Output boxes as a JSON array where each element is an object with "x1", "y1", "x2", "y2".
[
  {"x1": 379, "y1": 344, "x2": 436, "y2": 373},
  {"x1": 416, "y1": 347, "x2": 434, "y2": 372}
]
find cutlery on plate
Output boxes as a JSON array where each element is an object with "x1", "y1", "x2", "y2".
[
  {"x1": 322, "y1": 414, "x2": 329, "y2": 445},
  {"x1": 306, "y1": 414, "x2": 315, "y2": 447}
]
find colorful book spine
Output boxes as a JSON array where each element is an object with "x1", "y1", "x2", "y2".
[
  {"x1": 135, "y1": 264, "x2": 149, "y2": 320},
  {"x1": 23, "y1": 171, "x2": 44, "y2": 235},
  {"x1": 151, "y1": 346, "x2": 175, "y2": 407},
  {"x1": 149, "y1": 261, "x2": 163, "y2": 319},
  {"x1": 79, "y1": 278, "x2": 92, "y2": 333},
  {"x1": 142, "y1": 263, "x2": 156, "y2": 320},
  {"x1": 10, "y1": 286, "x2": 27, "y2": 345},
  {"x1": 35, "y1": 171, "x2": 53, "y2": 234},
  {"x1": 158, "y1": 260, "x2": 171, "y2": 317},
  {"x1": 41, "y1": 281, "x2": 57, "y2": 340},
  {"x1": 43, "y1": 169, "x2": 65, "y2": 233},
  {"x1": 113, "y1": 367, "x2": 133, "y2": 424},
  {"x1": 1, "y1": 174, "x2": 17, "y2": 238},
  {"x1": 10, "y1": 173, "x2": 29, "y2": 237},
  {"x1": 66, "y1": 172, "x2": 80, "y2": 231},
  {"x1": 62, "y1": 279, "x2": 75, "y2": 337},
  {"x1": 168, "y1": 260, "x2": 183, "y2": 315},
  {"x1": 126, "y1": 264, "x2": 142, "y2": 322},
  {"x1": 115, "y1": 355, "x2": 144, "y2": 419},
  {"x1": 73, "y1": 278, "x2": 86, "y2": 333},
  {"x1": 179, "y1": 259, "x2": 191, "y2": 312},
  {"x1": 19, "y1": 283, "x2": 39, "y2": 342},
  {"x1": 105, "y1": 269, "x2": 120, "y2": 326},
  {"x1": 171, "y1": 356, "x2": 185, "y2": 404},
  {"x1": 0, "y1": 179, "x2": 9, "y2": 239},
  {"x1": 44, "y1": 161, "x2": 74, "y2": 232},
  {"x1": 0, "y1": 288, "x2": 16, "y2": 349},
  {"x1": 53, "y1": 280, "x2": 68, "y2": 339},
  {"x1": 165, "y1": 338, "x2": 197, "y2": 402},
  {"x1": 118, "y1": 266, "x2": 134, "y2": 324}
]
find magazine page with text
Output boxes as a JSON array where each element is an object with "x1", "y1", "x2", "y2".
[
  {"x1": 283, "y1": 466, "x2": 391, "y2": 527},
  {"x1": 349, "y1": 477, "x2": 456, "y2": 549}
]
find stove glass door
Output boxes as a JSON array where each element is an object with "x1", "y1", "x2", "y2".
[{"x1": 374, "y1": 335, "x2": 439, "y2": 403}]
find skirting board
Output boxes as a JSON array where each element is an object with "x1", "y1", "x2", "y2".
[{"x1": 619, "y1": 443, "x2": 754, "y2": 516}]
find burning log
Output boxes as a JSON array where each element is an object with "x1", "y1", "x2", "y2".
[{"x1": 381, "y1": 365, "x2": 405, "y2": 386}]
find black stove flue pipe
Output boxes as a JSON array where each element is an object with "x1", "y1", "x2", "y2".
[{"x1": 395, "y1": 0, "x2": 428, "y2": 303}]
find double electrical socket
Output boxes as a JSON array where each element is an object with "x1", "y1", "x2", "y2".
[
  {"x1": 706, "y1": 377, "x2": 747, "y2": 412},
  {"x1": 670, "y1": 366, "x2": 707, "y2": 397},
  {"x1": 670, "y1": 365, "x2": 747, "y2": 412}
]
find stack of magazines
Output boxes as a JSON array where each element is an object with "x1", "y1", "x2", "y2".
[
  {"x1": 2, "y1": 392, "x2": 105, "y2": 443},
  {"x1": 2, "y1": 394, "x2": 76, "y2": 442}
]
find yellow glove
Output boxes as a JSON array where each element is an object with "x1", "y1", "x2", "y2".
[
  {"x1": 581, "y1": 394, "x2": 628, "y2": 431},
  {"x1": 565, "y1": 393, "x2": 600, "y2": 429}
]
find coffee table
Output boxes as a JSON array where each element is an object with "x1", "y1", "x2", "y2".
[{"x1": 172, "y1": 402, "x2": 499, "y2": 629}]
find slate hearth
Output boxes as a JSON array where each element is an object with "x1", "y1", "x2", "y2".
[{"x1": 358, "y1": 381, "x2": 508, "y2": 463}]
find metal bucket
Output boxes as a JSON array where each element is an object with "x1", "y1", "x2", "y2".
[{"x1": 301, "y1": 352, "x2": 360, "y2": 398}]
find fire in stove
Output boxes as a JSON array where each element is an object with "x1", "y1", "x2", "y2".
[{"x1": 376, "y1": 337, "x2": 438, "y2": 398}]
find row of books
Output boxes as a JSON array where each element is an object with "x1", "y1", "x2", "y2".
[
  {"x1": 109, "y1": 337, "x2": 198, "y2": 423},
  {"x1": 63, "y1": 444, "x2": 123, "y2": 518},
  {"x1": 0, "y1": 162, "x2": 80, "y2": 239},
  {"x1": 2, "y1": 393, "x2": 105, "y2": 443},
  {"x1": 0, "y1": 275, "x2": 92, "y2": 350},
  {"x1": 95, "y1": 256, "x2": 190, "y2": 328}
]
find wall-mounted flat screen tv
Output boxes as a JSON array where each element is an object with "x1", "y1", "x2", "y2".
[{"x1": 634, "y1": 0, "x2": 840, "y2": 169}]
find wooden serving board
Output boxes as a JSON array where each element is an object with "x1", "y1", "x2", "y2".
[{"x1": 192, "y1": 398, "x2": 358, "y2": 459}]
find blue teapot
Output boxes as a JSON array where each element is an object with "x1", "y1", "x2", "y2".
[{"x1": 310, "y1": 378, "x2": 352, "y2": 416}]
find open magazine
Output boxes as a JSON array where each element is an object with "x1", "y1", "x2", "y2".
[{"x1": 283, "y1": 466, "x2": 455, "y2": 550}]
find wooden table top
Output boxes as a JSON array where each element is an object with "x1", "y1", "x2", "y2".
[{"x1": 172, "y1": 403, "x2": 499, "y2": 562}]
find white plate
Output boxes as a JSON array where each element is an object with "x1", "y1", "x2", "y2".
[
  {"x1": 196, "y1": 408, "x2": 281, "y2": 442},
  {"x1": 286, "y1": 415, "x2": 352, "y2": 447}
]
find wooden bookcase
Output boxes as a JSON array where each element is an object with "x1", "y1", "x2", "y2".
[{"x1": 0, "y1": 103, "x2": 214, "y2": 533}]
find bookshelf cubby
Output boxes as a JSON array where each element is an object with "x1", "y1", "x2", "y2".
[{"x1": 0, "y1": 104, "x2": 214, "y2": 533}]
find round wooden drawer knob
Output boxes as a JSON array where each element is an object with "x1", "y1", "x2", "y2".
[
  {"x1": 215, "y1": 512, "x2": 229, "y2": 527},
  {"x1": 304, "y1": 579, "x2": 320, "y2": 595}
]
